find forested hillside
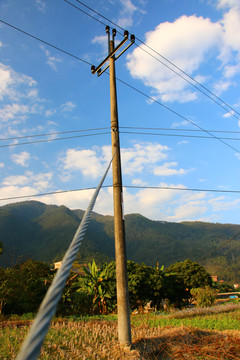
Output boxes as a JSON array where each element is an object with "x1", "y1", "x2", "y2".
[{"x1": 0, "y1": 201, "x2": 240, "y2": 282}]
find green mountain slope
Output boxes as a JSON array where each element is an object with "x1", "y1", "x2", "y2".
[{"x1": 0, "y1": 201, "x2": 240, "y2": 282}]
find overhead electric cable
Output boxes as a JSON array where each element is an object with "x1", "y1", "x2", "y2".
[
  {"x1": 1, "y1": 185, "x2": 240, "y2": 203},
  {"x1": 1, "y1": 126, "x2": 239, "y2": 144},
  {"x1": 120, "y1": 130, "x2": 240, "y2": 141},
  {"x1": 0, "y1": 19, "x2": 92, "y2": 66},
  {"x1": 0, "y1": 127, "x2": 110, "y2": 142},
  {"x1": 0, "y1": 186, "x2": 112, "y2": 202},
  {"x1": 2, "y1": 17, "x2": 239, "y2": 153},
  {"x1": 123, "y1": 185, "x2": 240, "y2": 194},
  {"x1": 67, "y1": 0, "x2": 240, "y2": 120},
  {"x1": 116, "y1": 77, "x2": 240, "y2": 154},
  {"x1": 0, "y1": 131, "x2": 110, "y2": 148},
  {"x1": 120, "y1": 126, "x2": 240, "y2": 134}
]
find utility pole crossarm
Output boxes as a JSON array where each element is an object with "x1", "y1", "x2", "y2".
[
  {"x1": 91, "y1": 27, "x2": 135, "y2": 77},
  {"x1": 91, "y1": 26, "x2": 134, "y2": 347}
]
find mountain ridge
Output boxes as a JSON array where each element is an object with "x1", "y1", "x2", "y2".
[{"x1": 0, "y1": 201, "x2": 239, "y2": 283}]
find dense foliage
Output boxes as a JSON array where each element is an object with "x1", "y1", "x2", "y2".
[
  {"x1": 0, "y1": 260, "x2": 53, "y2": 315},
  {"x1": 0, "y1": 259, "x2": 216, "y2": 316}
]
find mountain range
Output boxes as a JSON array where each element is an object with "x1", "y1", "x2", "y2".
[{"x1": 0, "y1": 201, "x2": 239, "y2": 283}]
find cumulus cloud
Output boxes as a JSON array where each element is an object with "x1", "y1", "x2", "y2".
[
  {"x1": 153, "y1": 162, "x2": 188, "y2": 176},
  {"x1": 126, "y1": 2, "x2": 240, "y2": 102},
  {"x1": 2, "y1": 171, "x2": 53, "y2": 191},
  {"x1": 62, "y1": 148, "x2": 105, "y2": 179},
  {"x1": 121, "y1": 142, "x2": 169, "y2": 175},
  {"x1": 60, "y1": 142, "x2": 171, "y2": 179},
  {"x1": 127, "y1": 15, "x2": 222, "y2": 103},
  {"x1": 11, "y1": 152, "x2": 30, "y2": 167},
  {"x1": 0, "y1": 63, "x2": 37, "y2": 101}
]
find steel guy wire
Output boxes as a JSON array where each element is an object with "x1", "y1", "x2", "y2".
[
  {"x1": 67, "y1": 0, "x2": 240, "y2": 120},
  {"x1": 16, "y1": 153, "x2": 115, "y2": 360},
  {"x1": 1, "y1": 18, "x2": 239, "y2": 154}
]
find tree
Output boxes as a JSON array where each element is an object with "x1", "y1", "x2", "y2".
[
  {"x1": 166, "y1": 259, "x2": 212, "y2": 305},
  {"x1": 1, "y1": 260, "x2": 52, "y2": 315},
  {"x1": 77, "y1": 260, "x2": 115, "y2": 314}
]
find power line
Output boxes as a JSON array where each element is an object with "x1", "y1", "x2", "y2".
[
  {"x1": 120, "y1": 126, "x2": 240, "y2": 134},
  {"x1": 1, "y1": 126, "x2": 239, "y2": 143},
  {"x1": 67, "y1": 0, "x2": 240, "y2": 120},
  {"x1": 1, "y1": 127, "x2": 239, "y2": 148},
  {"x1": 0, "y1": 186, "x2": 112, "y2": 201},
  {"x1": 0, "y1": 127, "x2": 110, "y2": 142},
  {"x1": 0, "y1": 131, "x2": 110, "y2": 148},
  {"x1": 0, "y1": 18, "x2": 92, "y2": 66},
  {"x1": 1, "y1": 184, "x2": 240, "y2": 203},
  {"x1": 2, "y1": 18, "x2": 239, "y2": 154},
  {"x1": 116, "y1": 77, "x2": 240, "y2": 154},
  {"x1": 120, "y1": 131, "x2": 240, "y2": 141},
  {"x1": 124, "y1": 185, "x2": 240, "y2": 194}
]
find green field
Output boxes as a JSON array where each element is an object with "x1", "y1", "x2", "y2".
[{"x1": 1, "y1": 304, "x2": 240, "y2": 359}]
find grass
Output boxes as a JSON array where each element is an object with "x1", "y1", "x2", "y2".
[{"x1": 1, "y1": 304, "x2": 240, "y2": 359}]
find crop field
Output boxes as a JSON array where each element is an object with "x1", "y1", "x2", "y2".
[{"x1": 1, "y1": 305, "x2": 240, "y2": 359}]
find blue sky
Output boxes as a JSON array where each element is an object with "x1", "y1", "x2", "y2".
[{"x1": 0, "y1": 0, "x2": 240, "y2": 224}]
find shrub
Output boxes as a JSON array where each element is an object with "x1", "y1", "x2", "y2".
[{"x1": 190, "y1": 286, "x2": 217, "y2": 308}]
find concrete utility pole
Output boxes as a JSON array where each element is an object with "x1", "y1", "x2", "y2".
[{"x1": 91, "y1": 26, "x2": 135, "y2": 347}]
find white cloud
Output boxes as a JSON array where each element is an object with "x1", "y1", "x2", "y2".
[
  {"x1": 0, "y1": 163, "x2": 4, "y2": 168},
  {"x1": 11, "y1": 152, "x2": 30, "y2": 167},
  {"x1": 3, "y1": 174, "x2": 30, "y2": 186},
  {"x1": 117, "y1": 0, "x2": 138, "y2": 28},
  {"x1": 217, "y1": 0, "x2": 240, "y2": 8},
  {"x1": 167, "y1": 202, "x2": 208, "y2": 222},
  {"x1": 126, "y1": 2, "x2": 240, "y2": 102},
  {"x1": 127, "y1": 15, "x2": 222, "y2": 103},
  {"x1": 0, "y1": 65, "x2": 12, "y2": 100},
  {"x1": 2, "y1": 171, "x2": 53, "y2": 191},
  {"x1": 0, "y1": 63, "x2": 37, "y2": 102},
  {"x1": 60, "y1": 142, "x2": 171, "y2": 179},
  {"x1": 0, "y1": 103, "x2": 30, "y2": 123},
  {"x1": 209, "y1": 196, "x2": 240, "y2": 211},
  {"x1": 121, "y1": 143, "x2": 169, "y2": 175},
  {"x1": 153, "y1": 162, "x2": 188, "y2": 176},
  {"x1": 60, "y1": 101, "x2": 76, "y2": 112},
  {"x1": 62, "y1": 148, "x2": 105, "y2": 179}
]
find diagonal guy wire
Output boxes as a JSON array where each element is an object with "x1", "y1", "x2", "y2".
[{"x1": 16, "y1": 154, "x2": 114, "y2": 360}]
